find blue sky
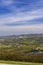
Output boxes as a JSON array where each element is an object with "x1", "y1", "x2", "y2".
[{"x1": 0, "y1": 0, "x2": 43, "y2": 36}]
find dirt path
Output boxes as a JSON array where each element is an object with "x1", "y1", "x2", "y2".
[
  {"x1": 0, "y1": 63, "x2": 17, "y2": 65},
  {"x1": 0, "y1": 64, "x2": 11, "y2": 65},
  {"x1": 0, "y1": 64, "x2": 10, "y2": 65}
]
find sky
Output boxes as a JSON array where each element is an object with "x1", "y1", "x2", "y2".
[{"x1": 0, "y1": 0, "x2": 43, "y2": 36}]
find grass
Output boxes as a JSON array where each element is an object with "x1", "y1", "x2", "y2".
[{"x1": 0, "y1": 60, "x2": 43, "y2": 65}]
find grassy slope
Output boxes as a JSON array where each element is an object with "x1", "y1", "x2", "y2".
[{"x1": 0, "y1": 60, "x2": 43, "y2": 65}]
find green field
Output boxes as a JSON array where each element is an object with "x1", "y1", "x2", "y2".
[{"x1": 0, "y1": 60, "x2": 43, "y2": 65}]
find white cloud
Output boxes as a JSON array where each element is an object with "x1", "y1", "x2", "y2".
[
  {"x1": 0, "y1": 24, "x2": 43, "y2": 34},
  {"x1": 0, "y1": 9, "x2": 43, "y2": 25},
  {"x1": 0, "y1": 0, "x2": 13, "y2": 6},
  {"x1": 0, "y1": 0, "x2": 43, "y2": 35}
]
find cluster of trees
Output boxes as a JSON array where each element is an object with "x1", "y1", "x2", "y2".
[{"x1": 0, "y1": 47, "x2": 43, "y2": 63}]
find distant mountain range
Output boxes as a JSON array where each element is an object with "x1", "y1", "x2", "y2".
[{"x1": 0, "y1": 34, "x2": 43, "y2": 39}]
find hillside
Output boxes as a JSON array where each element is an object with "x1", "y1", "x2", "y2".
[{"x1": 0, "y1": 34, "x2": 43, "y2": 63}]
